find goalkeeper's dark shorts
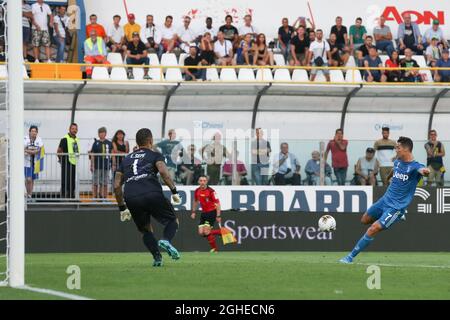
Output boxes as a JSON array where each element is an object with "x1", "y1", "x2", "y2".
[
  {"x1": 125, "y1": 191, "x2": 176, "y2": 233},
  {"x1": 199, "y1": 210, "x2": 217, "y2": 228}
]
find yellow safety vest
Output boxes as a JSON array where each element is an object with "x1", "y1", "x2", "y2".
[
  {"x1": 64, "y1": 134, "x2": 80, "y2": 165},
  {"x1": 85, "y1": 37, "x2": 104, "y2": 55}
]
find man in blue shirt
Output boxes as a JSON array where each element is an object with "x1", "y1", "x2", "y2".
[
  {"x1": 364, "y1": 46, "x2": 386, "y2": 82},
  {"x1": 90, "y1": 127, "x2": 113, "y2": 200},
  {"x1": 434, "y1": 49, "x2": 450, "y2": 82},
  {"x1": 340, "y1": 137, "x2": 430, "y2": 263}
]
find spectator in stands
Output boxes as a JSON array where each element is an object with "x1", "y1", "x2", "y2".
[
  {"x1": 201, "y1": 132, "x2": 229, "y2": 185},
  {"x1": 236, "y1": 33, "x2": 254, "y2": 65},
  {"x1": 90, "y1": 127, "x2": 113, "y2": 200},
  {"x1": 330, "y1": 16, "x2": 348, "y2": 50},
  {"x1": 111, "y1": 129, "x2": 129, "y2": 180},
  {"x1": 126, "y1": 32, "x2": 151, "y2": 80},
  {"x1": 349, "y1": 17, "x2": 367, "y2": 53},
  {"x1": 252, "y1": 33, "x2": 274, "y2": 66},
  {"x1": 239, "y1": 14, "x2": 258, "y2": 42},
  {"x1": 24, "y1": 125, "x2": 44, "y2": 201},
  {"x1": 155, "y1": 129, "x2": 184, "y2": 181},
  {"x1": 293, "y1": 16, "x2": 315, "y2": 34},
  {"x1": 400, "y1": 48, "x2": 421, "y2": 82},
  {"x1": 178, "y1": 16, "x2": 196, "y2": 53},
  {"x1": 251, "y1": 128, "x2": 271, "y2": 185},
  {"x1": 84, "y1": 29, "x2": 110, "y2": 79},
  {"x1": 53, "y1": 6, "x2": 69, "y2": 63},
  {"x1": 355, "y1": 148, "x2": 379, "y2": 186},
  {"x1": 160, "y1": 15, "x2": 178, "y2": 53},
  {"x1": 425, "y1": 130, "x2": 446, "y2": 187},
  {"x1": 434, "y1": 49, "x2": 450, "y2": 82},
  {"x1": 123, "y1": 13, "x2": 141, "y2": 44},
  {"x1": 328, "y1": 32, "x2": 349, "y2": 67},
  {"x1": 106, "y1": 15, "x2": 126, "y2": 59},
  {"x1": 22, "y1": 0, "x2": 33, "y2": 61},
  {"x1": 219, "y1": 15, "x2": 239, "y2": 47},
  {"x1": 357, "y1": 35, "x2": 373, "y2": 65},
  {"x1": 308, "y1": 30, "x2": 316, "y2": 43},
  {"x1": 305, "y1": 151, "x2": 332, "y2": 186},
  {"x1": 184, "y1": 46, "x2": 207, "y2": 81},
  {"x1": 57, "y1": 123, "x2": 79, "y2": 199},
  {"x1": 385, "y1": 50, "x2": 401, "y2": 82},
  {"x1": 373, "y1": 127, "x2": 396, "y2": 186},
  {"x1": 308, "y1": 29, "x2": 331, "y2": 82},
  {"x1": 222, "y1": 151, "x2": 248, "y2": 185},
  {"x1": 325, "y1": 128, "x2": 349, "y2": 186},
  {"x1": 31, "y1": 0, "x2": 53, "y2": 62},
  {"x1": 364, "y1": 46, "x2": 386, "y2": 83},
  {"x1": 178, "y1": 144, "x2": 203, "y2": 185},
  {"x1": 198, "y1": 17, "x2": 217, "y2": 42},
  {"x1": 141, "y1": 15, "x2": 162, "y2": 58},
  {"x1": 273, "y1": 143, "x2": 301, "y2": 185},
  {"x1": 423, "y1": 20, "x2": 448, "y2": 49},
  {"x1": 278, "y1": 18, "x2": 295, "y2": 62},
  {"x1": 289, "y1": 26, "x2": 309, "y2": 67},
  {"x1": 86, "y1": 14, "x2": 106, "y2": 39},
  {"x1": 426, "y1": 37, "x2": 441, "y2": 68},
  {"x1": 214, "y1": 31, "x2": 233, "y2": 66},
  {"x1": 398, "y1": 13, "x2": 424, "y2": 55},
  {"x1": 373, "y1": 16, "x2": 394, "y2": 56},
  {"x1": 199, "y1": 32, "x2": 215, "y2": 66}
]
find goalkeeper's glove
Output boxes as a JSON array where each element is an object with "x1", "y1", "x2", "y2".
[
  {"x1": 118, "y1": 204, "x2": 131, "y2": 222},
  {"x1": 170, "y1": 187, "x2": 182, "y2": 205}
]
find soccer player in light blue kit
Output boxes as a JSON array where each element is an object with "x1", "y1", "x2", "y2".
[{"x1": 340, "y1": 137, "x2": 430, "y2": 264}]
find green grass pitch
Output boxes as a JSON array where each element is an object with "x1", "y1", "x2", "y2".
[{"x1": 0, "y1": 252, "x2": 449, "y2": 300}]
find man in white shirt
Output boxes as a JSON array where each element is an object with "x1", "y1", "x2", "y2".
[
  {"x1": 106, "y1": 15, "x2": 125, "y2": 58},
  {"x1": 197, "y1": 17, "x2": 217, "y2": 42},
  {"x1": 423, "y1": 20, "x2": 448, "y2": 49},
  {"x1": 307, "y1": 29, "x2": 331, "y2": 82},
  {"x1": 177, "y1": 16, "x2": 197, "y2": 53},
  {"x1": 239, "y1": 14, "x2": 258, "y2": 41},
  {"x1": 214, "y1": 31, "x2": 233, "y2": 66},
  {"x1": 160, "y1": 15, "x2": 178, "y2": 53},
  {"x1": 24, "y1": 126, "x2": 44, "y2": 200},
  {"x1": 53, "y1": 6, "x2": 69, "y2": 63},
  {"x1": 141, "y1": 14, "x2": 162, "y2": 57},
  {"x1": 31, "y1": 0, "x2": 54, "y2": 62}
]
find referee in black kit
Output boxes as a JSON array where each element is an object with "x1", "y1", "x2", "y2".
[{"x1": 114, "y1": 128, "x2": 182, "y2": 267}]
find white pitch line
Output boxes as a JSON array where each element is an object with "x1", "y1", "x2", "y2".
[
  {"x1": 354, "y1": 262, "x2": 450, "y2": 269},
  {"x1": 16, "y1": 285, "x2": 94, "y2": 300}
]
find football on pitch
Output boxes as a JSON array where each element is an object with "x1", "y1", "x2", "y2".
[{"x1": 318, "y1": 215, "x2": 336, "y2": 232}]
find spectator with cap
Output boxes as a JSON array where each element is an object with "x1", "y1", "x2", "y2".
[
  {"x1": 84, "y1": 29, "x2": 110, "y2": 79},
  {"x1": 106, "y1": 15, "x2": 126, "y2": 59},
  {"x1": 373, "y1": 126, "x2": 396, "y2": 186},
  {"x1": 126, "y1": 31, "x2": 151, "y2": 80},
  {"x1": 425, "y1": 130, "x2": 446, "y2": 187},
  {"x1": 355, "y1": 148, "x2": 379, "y2": 186},
  {"x1": 397, "y1": 12, "x2": 423, "y2": 55},
  {"x1": 123, "y1": 13, "x2": 141, "y2": 44},
  {"x1": 184, "y1": 46, "x2": 207, "y2": 81},
  {"x1": 273, "y1": 142, "x2": 301, "y2": 185},
  {"x1": 423, "y1": 19, "x2": 448, "y2": 49},
  {"x1": 24, "y1": 125, "x2": 44, "y2": 201},
  {"x1": 426, "y1": 37, "x2": 442, "y2": 68},
  {"x1": 86, "y1": 14, "x2": 106, "y2": 39},
  {"x1": 90, "y1": 127, "x2": 113, "y2": 200},
  {"x1": 434, "y1": 49, "x2": 450, "y2": 82}
]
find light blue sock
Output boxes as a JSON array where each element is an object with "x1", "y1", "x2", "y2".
[{"x1": 349, "y1": 233, "x2": 374, "y2": 258}]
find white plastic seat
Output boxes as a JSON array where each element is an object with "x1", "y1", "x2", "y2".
[
  {"x1": 132, "y1": 68, "x2": 144, "y2": 80},
  {"x1": 256, "y1": 68, "x2": 273, "y2": 82},
  {"x1": 165, "y1": 68, "x2": 183, "y2": 81},
  {"x1": 330, "y1": 70, "x2": 345, "y2": 82},
  {"x1": 148, "y1": 53, "x2": 160, "y2": 66},
  {"x1": 107, "y1": 53, "x2": 123, "y2": 66},
  {"x1": 23, "y1": 65, "x2": 29, "y2": 79},
  {"x1": 413, "y1": 55, "x2": 427, "y2": 68},
  {"x1": 346, "y1": 56, "x2": 356, "y2": 68},
  {"x1": 313, "y1": 71, "x2": 327, "y2": 82},
  {"x1": 149, "y1": 68, "x2": 164, "y2": 81},
  {"x1": 238, "y1": 68, "x2": 255, "y2": 81},
  {"x1": 274, "y1": 54, "x2": 286, "y2": 66},
  {"x1": 413, "y1": 55, "x2": 433, "y2": 82},
  {"x1": 178, "y1": 53, "x2": 189, "y2": 66},
  {"x1": 345, "y1": 69, "x2": 363, "y2": 83},
  {"x1": 273, "y1": 68, "x2": 291, "y2": 81},
  {"x1": 160, "y1": 53, "x2": 178, "y2": 66},
  {"x1": 380, "y1": 55, "x2": 389, "y2": 66},
  {"x1": 91, "y1": 67, "x2": 110, "y2": 80},
  {"x1": 0, "y1": 65, "x2": 7, "y2": 78},
  {"x1": 110, "y1": 67, "x2": 128, "y2": 80},
  {"x1": 206, "y1": 67, "x2": 219, "y2": 81},
  {"x1": 291, "y1": 69, "x2": 309, "y2": 82},
  {"x1": 220, "y1": 68, "x2": 237, "y2": 81}
]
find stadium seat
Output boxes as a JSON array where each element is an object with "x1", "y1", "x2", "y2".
[
  {"x1": 238, "y1": 68, "x2": 256, "y2": 81},
  {"x1": 220, "y1": 68, "x2": 238, "y2": 81},
  {"x1": 330, "y1": 70, "x2": 345, "y2": 83},
  {"x1": 149, "y1": 68, "x2": 164, "y2": 81},
  {"x1": 23, "y1": 65, "x2": 29, "y2": 79},
  {"x1": 256, "y1": 68, "x2": 273, "y2": 82},
  {"x1": 206, "y1": 67, "x2": 219, "y2": 81},
  {"x1": 413, "y1": 55, "x2": 434, "y2": 83},
  {"x1": 107, "y1": 53, "x2": 123, "y2": 66},
  {"x1": 132, "y1": 68, "x2": 144, "y2": 80},
  {"x1": 274, "y1": 54, "x2": 286, "y2": 66},
  {"x1": 178, "y1": 53, "x2": 189, "y2": 66},
  {"x1": 291, "y1": 69, "x2": 309, "y2": 82},
  {"x1": 346, "y1": 56, "x2": 356, "y2": 68},
  {"x1": 165, "y1": 68, "x2": 183, "y2": 81},
  {"x1": 274, "y1": 68, "x2": 291, "y2": 81},
  {"x1": 313, "y1": 72, "x2": 327, "y2": 82},
  {"x1": 149, "y1": 53, "x2": 160, "y2": 66},
  {"x1": 110, "y1": 67, "x2": 128, "y2": 80},
  {"x1": 380, "y1": 55, "x2": 389, "y2": 65},
  {"x1": 345, "y1": 69, "x2": 363, "y2": 83},
  {"x1": 161, "y1": 53, "x2": 178, "y2": 66},
  {"x1": 0, "y1": 65, "x2": 7, "y2": 78},
  {"x1": 91, "y1": 67, "x2": 110, "y2": 80}
]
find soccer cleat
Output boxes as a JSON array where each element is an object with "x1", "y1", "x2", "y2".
[
  {"x1": 158, "y1": 240, "x2": 180, "y2": 260},
  {"x1": 400, "y1": 214, "x2": 406, "y2": 221},
  {"x1": 339, "y1": 255, "x2": 353, "y2": 264},
  {"x1": 153, "y1": 259, "x2": 163, "y2": 267},
  {"x1": 210, "y1": 248, "x2": 218, "y2": 253}
]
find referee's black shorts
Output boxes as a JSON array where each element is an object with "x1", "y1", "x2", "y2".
[
  {"x1": 199, "y1": 210, "x2": 217, "y2": 228},
  {"x1": 125, "y1": 192, "x2": 176, "y2": 233}
]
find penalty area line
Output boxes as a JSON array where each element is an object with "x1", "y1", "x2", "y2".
[
  {"x1": 354, "y1": 262, "x2": 450, "y2": 269},
  {"x1": 16, "y1": 285, "x2": 94, "y2": 300}
]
